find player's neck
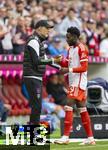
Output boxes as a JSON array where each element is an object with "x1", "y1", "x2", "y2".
[{"x1": 69, "y1": 41, "x2": 79, "y2": 48}]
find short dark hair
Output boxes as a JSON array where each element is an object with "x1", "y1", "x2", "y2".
[
  {"x1": 67, "y1": 8, "x2": 76, "y2": 13},
  {"x1": 67, "y1": 27, "x2": 80, "y2": 38},
  {"x1": 16, "y1": 0, "x2": 24, "y2": 5}
]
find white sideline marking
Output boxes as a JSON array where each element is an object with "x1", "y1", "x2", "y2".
[{"x1": 50, "y1": 138, "x2": 108, "y2": 143}]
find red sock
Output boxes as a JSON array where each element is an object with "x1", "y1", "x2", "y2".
[
  {"x1": 80, "y1": 111, "x2": 93, "y2": 137},
  {"x1": 64, "y1": 110, "x2": 73, "y2": 136}
]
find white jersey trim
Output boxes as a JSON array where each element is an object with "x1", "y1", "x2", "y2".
[{"x1": 80, "y1": 59, "x2": 88, "y2": 62}]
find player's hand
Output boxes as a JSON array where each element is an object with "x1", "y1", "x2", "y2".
[
  {"x1": 53, "y1": 55, "x2": 62, "y2": 63},
  {"x1": 59, "y1": 67, "x2": 69, "y2": 74}
]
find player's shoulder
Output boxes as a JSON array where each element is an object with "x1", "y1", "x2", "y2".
[
  {"x1": 78, "y1": 42, "x2": 86, "y2": 50},
  {"x1": 78, "y1": 42, "x2": 88, "y2": 52}
]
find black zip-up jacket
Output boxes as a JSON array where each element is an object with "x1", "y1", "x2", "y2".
[{"x1": 23, "y1": 35, "x2": 53, "y2": 78}]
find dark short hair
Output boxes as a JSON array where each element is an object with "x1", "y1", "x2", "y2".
[
  {"x1": 67, "y1": 8, "x2": 76, "y2": 13},
  {"x1": 67, "y1": 26, "x2": 80, "y2": 38},
  {"x1": 16, "y1": 0, "x2": 24, "y2": 5}
]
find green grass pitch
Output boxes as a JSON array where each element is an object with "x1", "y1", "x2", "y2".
[{"x1": 51, "y1": 141, "x2": 108, "y2": 150}]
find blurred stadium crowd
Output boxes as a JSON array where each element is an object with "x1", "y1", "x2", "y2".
[
  {"x1": 1, "y1": 0, "x2": 108, "y2": 132},
  {"x1": 0, "y1": 0, "x2": 108, "y2": 57}
]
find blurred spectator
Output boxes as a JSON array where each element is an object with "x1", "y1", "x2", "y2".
[
  {"x1": 44, "y1": 8, "x2": 53, "y2": 20},
  {"x1": 0, "y1": 7, "x2": 8, "y2": 26},
  {"x1": 41, "y1": 1, "x2": 50, "y2": 11},
  {"x1": 83, "y1": 19, "x2": 100, "y2": 56},
  {"x1": 25, "y1": 16, "x2": 33, "y2": 36},
  {"x1": 0, "y1": 6, "x2": 14, "y2": 54},
  {"x1": 80, "y1": 10, "x2": 88, "y2": 23},
  {"x1": 26, "y1": 0, "x2": 37, "y2": 11},
  {"x1": 0, "y1": 25, "x2": 5, "y2": 54},
  {"x1": 100, "y1": 30, "x2": 108, "y2": 57},
  {"x1": 12, "y1": 17, "x2": 28, "y2": 54},
  {"x1": 1, "y1": 31, "x2": 13, "y2": 54},
  {"x1": 57, "y1": 8, "x2": 82, "y2": 36},
  {"x1": 0, "y1": 101, "x2": 8, "y2": 134},
  {"x1": 0, "y1": 0, "x2": 5, "y2": 8},
  {"x1": 0, "y1": 24, "x2": 13, "y2": 54},
  {"x1": 15, "y1": 0, "x2": 29, "y2": 17},
  {"x1": 5, "y1": 0, "x2": 16, "y2": 12},
  {"x1": 48, "y1": 36, "x2": 67, "y2": 57},
  {"x1": 0, "y1": 101, "x2": 10, "y2": 123},
  {"x1": 82, "y1": 1, "x2": 93, "y2": 13},
  {"x1": 42, "y1": 86, "x2": 65, "y2": 119},
  {"x1": 46, "y1": 73, "x2": 67, "y2": 106},
  {"x1": 0, "y1": 77, "x2": 11, "y2": 134}
]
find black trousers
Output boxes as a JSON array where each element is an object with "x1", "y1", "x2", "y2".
[{"x1": 23, "y1": 78, "x2": 42, "y2": 125}]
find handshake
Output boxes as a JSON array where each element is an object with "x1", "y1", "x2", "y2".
[
  {"x1": 52, "y1": 55, "x2": 72, "y2": 74},
  {"x1": 51, "y1": 55, "x2": 70, "y2": 74}
]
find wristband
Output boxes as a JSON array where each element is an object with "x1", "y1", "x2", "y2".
[{"x1": 69, "y1": 68, "x2": 73, "y2": 72}]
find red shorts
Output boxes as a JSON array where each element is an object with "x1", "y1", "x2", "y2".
[{"x1": 67, "y1": 86, "x2": 86, "y2": 101}]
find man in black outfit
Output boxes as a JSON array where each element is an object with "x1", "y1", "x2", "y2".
[
  {"x1": 23, "y1": 20, "x2": 61, "y2": 125},
  {"x1": 46, "y1": 73, "x2": 67, "y2": 106}
]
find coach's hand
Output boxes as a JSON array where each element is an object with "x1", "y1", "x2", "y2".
[
  {"x1": 53, "y1": 55, "x2": 62, "y2": 63},
  {"x1": 60, "y1": 67, "x2": 69, "y2": 74}
]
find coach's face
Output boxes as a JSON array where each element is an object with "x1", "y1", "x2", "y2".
[{"x1": 37, "y1": 26, "x2": 51, "y2": 40}]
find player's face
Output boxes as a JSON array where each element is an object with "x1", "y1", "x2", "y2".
[{"x1": 66, "y1": 32, "x2": 78, "y2": 46}]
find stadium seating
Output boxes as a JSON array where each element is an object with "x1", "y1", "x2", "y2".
[{"x1": 0, "y1": 74, "x2": 31, "y2": 116}]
